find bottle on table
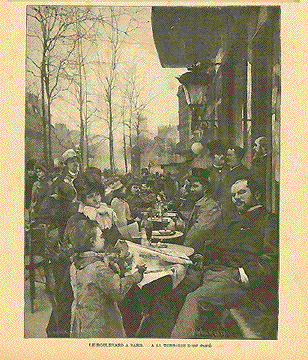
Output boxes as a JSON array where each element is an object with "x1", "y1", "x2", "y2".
[{"x1": 140, "y1": 212, "x2": 152, "y2": 246}]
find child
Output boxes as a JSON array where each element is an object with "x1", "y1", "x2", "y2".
[{"x1": 66, "y1": 177, "x2": 146, "y2": 338}]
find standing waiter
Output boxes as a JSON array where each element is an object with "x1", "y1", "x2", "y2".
[{"x1": 43, "y1": 149, "x2": 80, "y2": 338}]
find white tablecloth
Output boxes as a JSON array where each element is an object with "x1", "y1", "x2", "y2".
[{"x1": 126, "y1": 241, "x2": 193, "y2": 289}]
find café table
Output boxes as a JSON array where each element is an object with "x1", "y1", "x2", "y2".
[
  {"x1": 121, "y1": 240, "x2": 194, "y2": 337},
  {"x1": 125, "y1": 240, "x2": 193, "y2": 288},
  {"x1": 151, "y1": 230, "x2": 184, "y2": 244}
]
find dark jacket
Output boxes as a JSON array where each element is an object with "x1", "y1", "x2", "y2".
[
  {"x1": 250, "y1": 155, "x2": 267, "y2": 188},
  {"x1": 207, "y1": 165, "x2": 228, "y2": 204},
  {"x1": 204, "y1": 206, "x2": 279, "y2": 288},
  {"x1": 25, "y1": 173, "x2": 37, "y2": 209},
  {"x1": 29, "y1": 178, "x2": 50, "y2": 220}
]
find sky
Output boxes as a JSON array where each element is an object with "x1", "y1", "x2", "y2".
[{"x1": 26, "y1": 6, "x2": 186, "y2": 140}]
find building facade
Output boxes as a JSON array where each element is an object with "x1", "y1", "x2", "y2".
[{"x1": 152, "y1": 6, "x2": 280, "y2": 213}]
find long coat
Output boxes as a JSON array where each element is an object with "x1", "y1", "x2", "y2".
[
  {"x1": 30, "y1": 178, "x2": 50, "y2": 220},
  {"x1": 204, "y1": 205, "x2": 279, "y2": 287},
  {"x1": 207, "y1": 165, "x2": 228, "y2": 205},
  {"x1": 70, "y1": 254, "x2": 137, "y2": 338}
]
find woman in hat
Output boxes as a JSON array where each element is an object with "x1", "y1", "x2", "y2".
[
  {"x1": 64, "y1": 175, "x2": 146, "y2": 338},
  {"x1": 73, "y1": 174, "x2": 123, "y2": 250}
]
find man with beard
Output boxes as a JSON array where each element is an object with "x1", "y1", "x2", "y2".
[
  {"x1": 221, "y1": 145, "x2": 251, "y2": 216},
  {"x1": 183, "y1": 169, "x2": 221, "y2": 254},
  {"x1": 171, "y1": 178, "x2": 278, "y2": 339},
  {"x1": 250, "y1": 136, "x2": 268, "y2": 188}
]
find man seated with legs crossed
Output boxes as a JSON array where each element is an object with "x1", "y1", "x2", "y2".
[{"x1": 171, "y1": 178, "x2": 278, "y2": 338}]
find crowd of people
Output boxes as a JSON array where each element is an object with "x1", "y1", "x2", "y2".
[{"x1": 25, "y1": 136, "x2": 278, "y2": 339}]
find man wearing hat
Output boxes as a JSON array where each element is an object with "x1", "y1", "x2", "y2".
[
  {"x1": 45, "y1": 149, "x2": 80, "y2": 338},
  {"x1": 183, "y1": 168, "x2": 221, "y2": 254},
  {"x1": 60, "y1": 149, "x2": 80, "y2": 199}
]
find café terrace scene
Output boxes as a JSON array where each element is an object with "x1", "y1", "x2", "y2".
[{"x1": 25, "y1": 5, "x2": 280, "y2": 339}]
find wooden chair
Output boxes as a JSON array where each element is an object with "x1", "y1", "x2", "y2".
[{"x1": 25, "y1": 223, "x2": 49, "y2": 313}]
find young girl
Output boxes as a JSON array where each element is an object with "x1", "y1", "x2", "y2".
[{"x1": 65, "y1": 177, "x2": 145, "y2": 338}]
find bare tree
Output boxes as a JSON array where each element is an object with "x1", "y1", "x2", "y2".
[
  {"x1": 93, "y1": 7, "x2": 141, "y2": 174},
  {"x1": 27, "y1": 5, "x2": 75, "y2": 167},
  {"x1": 59, "y1": 7, "x2": 106, "y2": 170},
  {"x1": 120, "y1": 65, "x2": 157, "y2": 175}
]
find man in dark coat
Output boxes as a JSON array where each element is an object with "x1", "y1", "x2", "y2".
[
  {"x1": 206, "y1": 140, "x2": 228, "y2": 206},
  {"x1": 44, "y1": 149, "x2": 81, "y2": 338},
  {"x1": 221, "y1": 145, "x2": 251, "y2": 216},
  {"x1": 171, "y1": 177, "x2": 278, "y2": 339},
  {"x1": 250, "y1": 136, "x2": 268, "y2": 188}
]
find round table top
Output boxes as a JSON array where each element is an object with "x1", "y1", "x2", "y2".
[
  {"x1": 163, "y1": 243, "x2": 194, "y2": 257},
  {"x1": 151, "y1": 230, "x2": 183, "y2": 241}
]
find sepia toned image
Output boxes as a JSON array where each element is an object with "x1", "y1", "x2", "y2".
[{"x1": 24, "y1": 5, "x2": 280, "y2": 341}]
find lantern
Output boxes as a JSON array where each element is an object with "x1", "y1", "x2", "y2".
[{"x1": 191, "y1": 142, "x2": 203, "y2": 155}]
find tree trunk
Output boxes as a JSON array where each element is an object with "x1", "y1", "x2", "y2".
[
  {"x1": 123, "y1": 120, "x2": 128, "y2": 174},
  {"x1": 47, "y1": 96, "x2": 52, "y2": 169},
  {"x1": 44, "y1": 58, "x2": 52, "y2": 170},
  {"x1": 40, "y1": 52, "x2": 48, "y2": 165},
  {"x1": 108, "y1": 98, "x2": 115, "y2": 174}
]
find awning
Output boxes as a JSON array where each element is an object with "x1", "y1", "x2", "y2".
[{"x1": 151, "y1": 6, "x2": 261, "y2": 68}]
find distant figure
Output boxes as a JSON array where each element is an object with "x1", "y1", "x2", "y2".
[
  {"x1": 164, "y1": 172, "x2": 178, "y2": 201},
  {"x1": 126, "y1": 181, "x2": 143, "y2": 219},
  {"x1": 110, "y1": 181, "x2": 132, "y2": 229},
  {"x1": 251, "y1": 136, "x2": 268, "y2": 188},
  {"x1": 29, "y1": 160, "x2": 50, "y2": 222},
  {"x1": 25, "y1": 159, "x2": 37, "y2": 211}
]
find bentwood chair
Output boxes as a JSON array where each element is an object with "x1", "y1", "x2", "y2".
[{"x1": 25, "y1": 223, "x2": 49, "y2": 313}]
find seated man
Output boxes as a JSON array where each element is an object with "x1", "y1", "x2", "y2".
[
  {"x1": 183, "y1": 171, "x2": 221, "y2": 254},
  {"x1": 171, "y1": 178, "x2": 278, "y2": 339},
  {"x1": 221, "y1": 145, "x2": 251, "y2": 216}
]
